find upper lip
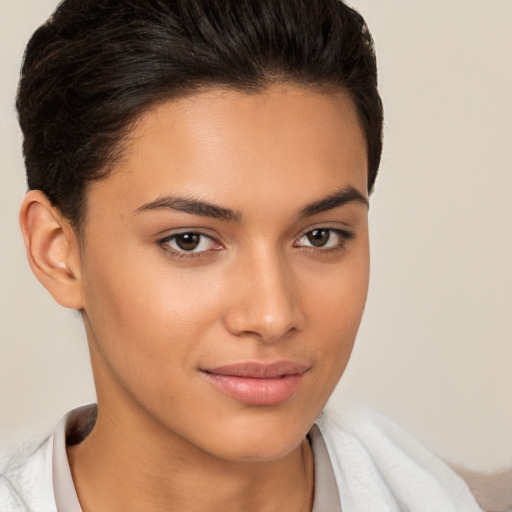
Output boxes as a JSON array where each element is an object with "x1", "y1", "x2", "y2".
[{"x1": 202, "y1": 361, "x2": 309, "y2": 379}]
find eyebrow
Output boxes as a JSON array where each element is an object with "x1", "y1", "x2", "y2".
[
  {"x1": 135, "y1": 196, "x2": 242, "y2": 222},
  {"x1": 298, "y1": 186, "x2": 368, "y2": 218},
  {"x1": 135, "y1": 185, "x2": 368, "y2": 221}
]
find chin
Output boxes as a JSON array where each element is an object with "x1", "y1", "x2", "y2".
[
  {"x1": 212, "y1": 436, "x2": 303, "y2": 464},
  {"x1": 190, "y1": 409, "x2": 315, "y2": 463}
]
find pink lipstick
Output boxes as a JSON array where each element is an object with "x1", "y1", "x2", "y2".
[{"x1": 201, "y1": 361, "x2": 308, "y2": 405}]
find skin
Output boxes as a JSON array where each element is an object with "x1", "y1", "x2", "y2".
[{"x1": 20, "y1": 84, "x2": 370, "y2": 511}]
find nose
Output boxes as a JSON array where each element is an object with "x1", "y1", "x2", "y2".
[{"x1": 222, "y1": 247, "x2": 304, "y2": 343}]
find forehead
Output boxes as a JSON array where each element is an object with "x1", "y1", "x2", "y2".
[{"x1": 86, "y1": 85, "x2": 368, "y2": 221}]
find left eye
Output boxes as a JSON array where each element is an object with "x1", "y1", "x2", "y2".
[
  {"x1": 162, "y1": 232, "x2": 216, "y2": 253},
  {"x1": 295, "y1": 228, "x2": 351, "y2": 249}
]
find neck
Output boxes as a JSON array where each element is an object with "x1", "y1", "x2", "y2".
[{"x1": 67, "y1": 394, "x2": 314, "y2": 512}]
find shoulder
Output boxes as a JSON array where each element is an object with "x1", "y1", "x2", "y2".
[
  {"x1": 316, "y1": 407, "x2": 483, "y2": 512},
  {"x1": 0, "y1": 436, "x2": 57, "y2": 512}
]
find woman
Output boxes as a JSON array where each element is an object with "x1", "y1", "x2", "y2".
[{"x1": 1, "y1": 1, "x2": 483, "y2": 510}]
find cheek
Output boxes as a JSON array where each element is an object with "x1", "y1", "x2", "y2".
[
  {"x1": 306, "y1": 246, "x2": 369, "y2": 373},
  {"x1": 309, "y1": 241, "x2": 369, "y2": 321},
  {"x1": 80, "y1": 240, "x2": 228, "y2": 381},
  {"x1": 80, "y1": 257, "x2": 206, "y2": 418}
]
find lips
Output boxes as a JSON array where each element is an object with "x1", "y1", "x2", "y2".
[{"x1": 201, "y1": 361, "x2": 309, "y2": 405}]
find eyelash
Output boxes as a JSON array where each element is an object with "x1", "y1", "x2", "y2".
[
  {"x1": 158, "y1": 231, "x2": 220, "y2": 260},
  {"x1": 294, "y1": 228, "x2": 354, "y2": 254},
  {"x1": 158, "y1": 228, "x2": 354, "y2": 260}
]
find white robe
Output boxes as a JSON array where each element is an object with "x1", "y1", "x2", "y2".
[
  {"x1": 0, "y1": 407, "x2": 482, "y2": 512},
  {"x1": 316, "y1": 408, "x2": 482, "y2": 512}
]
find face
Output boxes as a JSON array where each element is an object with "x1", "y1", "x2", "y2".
[{"x1": 78, "y1": 85, "x2": 369, "y2": 462}]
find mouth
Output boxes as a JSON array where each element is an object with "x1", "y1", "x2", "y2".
[{"x1": 200, "y1": 361, "x2": 309, "y2": 406}]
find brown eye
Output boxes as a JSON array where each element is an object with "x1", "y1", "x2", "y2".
[
  {"x1": 161, "y1": 232, "x2": 217, "y2": 254},
  {"x1": 174, "y1": 233, "x2": 201, "y2": 251},
  {"x1": 295, "y1": 228, "x2": 353, "y2": 251},
  {"x1": 306, "y1": 229, "x2": 330, "y2": 247}
]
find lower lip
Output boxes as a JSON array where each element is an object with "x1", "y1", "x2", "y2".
[{"x1": 202, "y1": 372, "x2": 305, "y2": 405}]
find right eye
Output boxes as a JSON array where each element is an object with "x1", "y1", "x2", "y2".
[
  {"x1": 159, "y1": 232, "x2": 219, "y2": 255},
  {"x1": 294, "y1": 228, "x2": 353, "y2": 251}
]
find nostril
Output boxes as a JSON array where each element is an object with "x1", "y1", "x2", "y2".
[{"x1": 224, "y1": 306, "x2": 302, "y2": 343}]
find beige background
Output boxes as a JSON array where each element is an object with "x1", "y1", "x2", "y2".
[{"x1": 1, "y1": 0, "x2": 511, "y2": 472}]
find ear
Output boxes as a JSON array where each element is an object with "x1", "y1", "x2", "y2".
[{"x1": 19, "y1": 190, "x2": 84, "y2": 310}]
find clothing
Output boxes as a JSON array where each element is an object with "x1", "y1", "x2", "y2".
[
  {"x1": 316, "y1": 409, "x2": 482, "y2": 512},
  {"x1": 0, "y1": 405, "x2": 482, "y2": 512},
  {"x1": 0, "y1": 404, "x2": 340, "y2": 512}
]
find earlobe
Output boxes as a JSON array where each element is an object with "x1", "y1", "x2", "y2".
[{"x1": 19, "y1": 190, "x2": 84, "y2": 310}]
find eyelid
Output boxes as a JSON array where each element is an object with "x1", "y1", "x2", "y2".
[
  {"x1": 158, "y1": 229, "x2": 223, "y2": 258},
  {"x1": 154, "y1": 225, "x2": 219, "y2": 239},
  {"x1": 156, "y1": 225, "x2": 354, "y2": 260},
  {"x1": 294, "y1": 223, "x2": 354, "y2": 240},
  {"x1": 293, "y1": 226, "x2": 354, "y2": 250}
]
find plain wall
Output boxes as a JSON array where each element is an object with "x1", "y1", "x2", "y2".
[{"x1": 1, "y1": 0, "x2": 511, "y2": 472}]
